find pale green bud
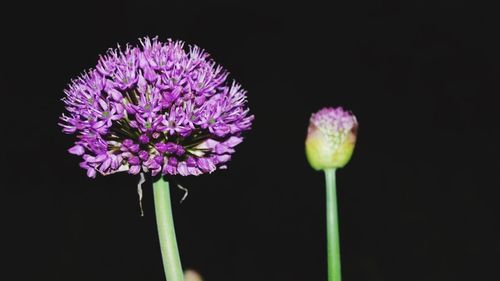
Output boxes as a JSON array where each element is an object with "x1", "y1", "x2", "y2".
[{"x1": 305, "y1": 107, "x2": 358, "y2": 170}]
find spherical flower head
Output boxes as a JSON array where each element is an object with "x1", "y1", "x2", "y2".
[
  {"x1": 59, "y1": 37, "x2": 254, "y2": 178},
  {"x1": 305, "y1": 107, "x2": 358, "y2": 170}
]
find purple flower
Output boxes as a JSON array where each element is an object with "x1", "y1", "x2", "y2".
[{"x1": 60, "y1": 37, "x2": 254, "y2": 177}]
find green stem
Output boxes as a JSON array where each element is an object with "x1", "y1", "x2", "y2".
[
  {"x1": 325, "y1": 168, "x2": 341, "y2": 281},
  {"x1": 153, "y1": 177, "x2": 185, "y2": 281}
]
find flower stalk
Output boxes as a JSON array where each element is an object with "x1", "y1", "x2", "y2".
[
  {"x1": 305, "y1": 107, "x2": 358, "y2": 281},
  {"x1": 325, "y1": 168, "x2": 341, "y2": 281},
  {"x1": 153, "y1": 177, "x2": 184, "y2": 281},
  {"x1": 60, "y1": 37, "x2": 253, "y2": 281}
]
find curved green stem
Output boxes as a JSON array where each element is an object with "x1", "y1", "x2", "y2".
[
  {"x1": 325, "y1": 168, "x2": 341, "y2": 281},
  {"x1": 153, "y1": 177, "x2": 184, "y2": 281}
]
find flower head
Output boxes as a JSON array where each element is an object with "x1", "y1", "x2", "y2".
[
  {"x1": 60, "y1": 37, "x2": 253, "y2": 178},
  {"x1": 305, "y1": 107, "x2": 358, "y2": 170}
]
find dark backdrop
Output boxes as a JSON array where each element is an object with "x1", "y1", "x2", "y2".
[{"x1": 3, "y1": 1, "x2": 499, "y2": 281}]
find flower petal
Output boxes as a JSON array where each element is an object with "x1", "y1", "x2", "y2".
[
  {"x1": 86, "y1": 168, "x2": 97, "y2": 178},
  {"x1": 129, "y1": 165, "x2": 141, "y2": 175},
  {"x1": 68, "y1": 145, "x2": 85, "y2": 155},
  {"x1": 107, "y1": 88, "x2": 123, "y2": 101}
]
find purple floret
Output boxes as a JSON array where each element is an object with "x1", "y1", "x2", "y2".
[{"x1": 60, "y1": 37, "x2": 253, "y2": 178}]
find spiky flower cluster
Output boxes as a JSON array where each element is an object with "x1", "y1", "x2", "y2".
[
  {"x1": 305, "y1": 107, "x2": 358, "y2": 170},
  {"x1": 60, "y1": 37, "x2": 253, "y2": 178}
]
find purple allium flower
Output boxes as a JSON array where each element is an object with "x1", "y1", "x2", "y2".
[
  {"x1": 305, "y1": 107, "x2": 358, "y2": 170},
  {"x1": 60, "y1": 37, "x2": 254, "y2": 178}
]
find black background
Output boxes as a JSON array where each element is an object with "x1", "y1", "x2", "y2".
[{"x1": 2, "y1": 1, "x2": 499, "y2": 281}]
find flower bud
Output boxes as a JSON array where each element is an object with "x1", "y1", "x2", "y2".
[
  {"x1": 305, "y1": 107, "x2": 358, "y2": 170},
  {"x1": 184, "y1": 269, "x2": 203, "y2": 281}
]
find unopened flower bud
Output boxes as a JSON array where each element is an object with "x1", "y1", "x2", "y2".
[
  {"x1": 305, "y1": 107, "x2": 358, "y2": 170},
  {"x1": 184, "y1": 269, "x2": 203, "y2": 281}
]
